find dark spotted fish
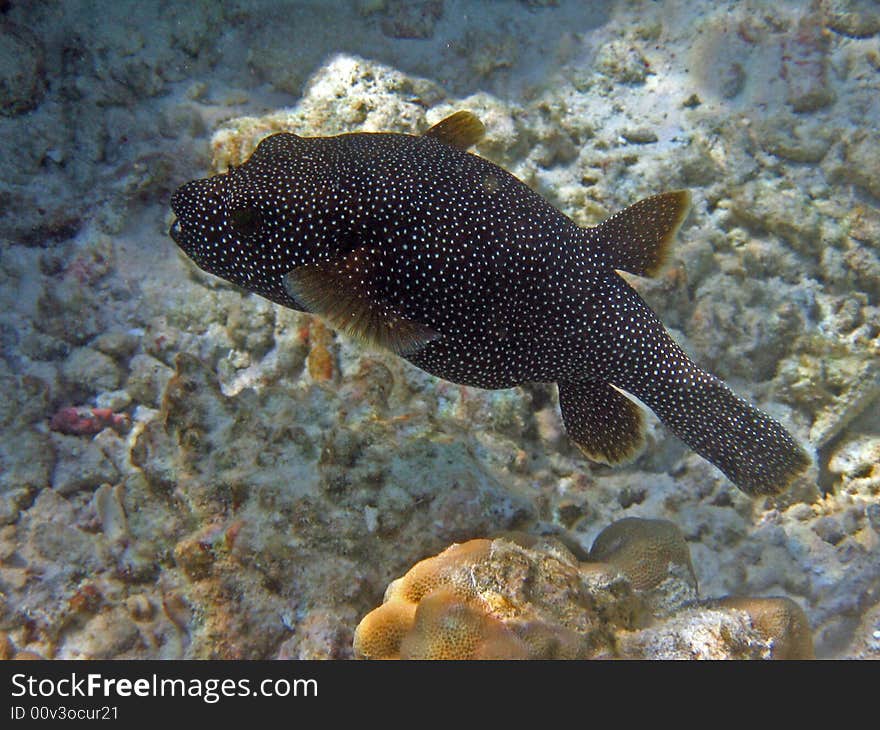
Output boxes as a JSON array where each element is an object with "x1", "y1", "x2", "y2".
[{"x1": 170, "y1": 111, "x2": 810, "y2": 495}]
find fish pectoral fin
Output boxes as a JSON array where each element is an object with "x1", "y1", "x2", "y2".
[
  {"x1": 283, "y1": 255, "x2": 439, "y2": 356},
  {"x1": 591, "y1": 190, "x2": 691, "y2": 278},
  {"x1": 423, "y1": 111, "x2": 485, "y2": 151},
  {"x1": 557, "y1": 379, "x2": 645, "y2": 465}
]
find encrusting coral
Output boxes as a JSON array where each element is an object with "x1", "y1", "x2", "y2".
[
  {"x1": 717, "y1": 596, "x2": 815, "y2": 660},
  {"x1": 588, "y1": 517, "x2": 698, "y2": 616},
  {"x1": 354, "y1": 518, "x2": 815, "y2": 660}
]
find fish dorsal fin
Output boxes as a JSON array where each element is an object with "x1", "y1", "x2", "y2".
[
  {"x1": 592, "y1": 190, "x2": 691, "y2": 277},
  {"x1": 283, "y1": 250, "x2": 439, "y2": 356},
  {"x1": 423, "y1": 111, "x2": 485, "y2": 151}
]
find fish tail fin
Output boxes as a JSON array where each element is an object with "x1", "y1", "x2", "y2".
[
  {"x1": 562, "y1": 368, "x2": 811, "y2": 495},
  {"x1": 591, "y1": 190, "x2": 691, "y2": 277},
  {"x1": 576, "y1": 274, "x2": 811, "y2": 495},
  {"x1": 644, "y1": 372, "x2": 811, "y2": 495}
]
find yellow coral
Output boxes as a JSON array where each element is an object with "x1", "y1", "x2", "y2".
[
  {"x1": 718, "y1": 596, "x2": 814, "y2": 660},
  {"x1": 588, "y1": 517, "x2": 696, "y2": 591},
  {"x1": 398, "y1": 588, "x2": 528, "y2": 660},
  {"x1": 392, "y1": 539, "x2": 491, "y2": 603},
  {"x1": 352, "y1": 599, "x2": 416, "y2": 660},
  {"x1": 354, "y1": 540, "x2": 507, "y2": 660}
]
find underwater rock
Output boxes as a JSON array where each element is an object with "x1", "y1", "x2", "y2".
[
  {"x1": 0, "y1": 22, "x2": 47, "y2": 116},
  {"x1": 379, "y1": 0, "x2": 444, "y2": 39},
  {"x1": 621, "y1": 127, "x2": 658, "y2": 144},
  {"x1": 224, "y1": 297, "x2": 276, "y2": 361},
  {"x1": 783, "y1": 8, "x2": 835, "y2": 112},
  {"x1": 826, "y1": 0, "x2": 880, "y2": 38},
  {"x1": 18, "y1": 332, "x2": 69, "y2": 362},
  {"x1": 718, "y1": 62, "x2": 746, "y2": 99},
  {"x1": 209, "y1": 55, "x2": 442, "y2": 173},
  {"x1": 93, "y1": 483, "x2": 129, "y2": 544},
  {"x1": 61, "y1": 347, "x2": 122, "y2": 397},
  {"x1": 678, "y1": 136, "x2": 723, "y2": 186},
  {"x1": 813, "y1": 515, "x2": 846, "y2": 546},
  {"x1": 91, "y1": 330, "x2": 140, "y2": 360},
  {"x1": 594, "y1": 39, "x2": 649, "y2": 85},
  {"x1": 61, "y1": 607, "x2": 140, "y2": 660},
  {"x1": 830, "y1": 131, "x2": 880, "y2": 202},
  {"x1": 757, "y1": 116, "x2": 834, "y2": 164},
  {"x1": 125, "y1": 594, "x2": 155, "y2": 623},
  {"x1": 842, "y1": 243, "x2": 880, "y2": 303},
  {"x1": 721, "y1": 182, "x2": 822, "y2": 255},
  {"x1": 122, "y1": 348, "x2": 535, "y2": 658},
  {"x1": 173, "y1": 531, "x2": 216, "y2": 581},
  {"x1": 775, "y1": 338, "x2": 879, "y2": 449},
  {"x1": 616, "y1": 606, "x2": 770, "y2": 659},
  {"x1": 35, "y1": 281, "x2": 104, "y2": 345},
  {"x1": 126, "y1": 354, "x2": 174, "y2": 408},
  {"x1": 0, "y1": 369, "x2": 55, "y2": 524},
  {"x1": 277, "y1": 609, "x2": 353, "y2": 660},
  {"x1": 1, "y1": 0, "x2": 877, "y2": 662},
  {"x1": 828, "y1": 436, "x2": 880, "y2": 485},
  {"x1": 845, "y1": 601, "x2": 880, "y2": 659},
  {"x1": 0, "y1": 632, "x2": 12, "y2": 660},
  {"x1": 50, "y1": 434, "x2": 119, "y2": 495},
  {"x1": 686, "y1": 7, "x2": 776, "y2": 105},
  {"x1": 94, "y1": 390, "x2": 132, "y2": 412}
]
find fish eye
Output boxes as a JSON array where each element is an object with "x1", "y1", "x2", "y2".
[{"x1": 229, "y1": 207, "x2": 261, "y2": 237}]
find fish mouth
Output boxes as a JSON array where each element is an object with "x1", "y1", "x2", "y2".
[{"x1": 169, "y1": 218, "x2": 183, "y2": 245}]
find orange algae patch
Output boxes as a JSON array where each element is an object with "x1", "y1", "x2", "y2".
[{"x1": 305, "y1": 319, "x2": 335, "y2": 381}]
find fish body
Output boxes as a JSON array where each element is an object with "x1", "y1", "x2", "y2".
[{"x1": 170, "y1": 112, "x2": 809, "y2": 495}]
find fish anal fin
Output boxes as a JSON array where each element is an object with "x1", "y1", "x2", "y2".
[
  {"x1": 592, "y1": 190, "x2": 691, "y2": 278},
  {"x1": 283, "y1": 253, "x2": 439, "y2": 356},
  {"x1": 558, "y1": 379, "x2": 645, "y2": 465},
  {"x1": 423, "y1": 111, "x2": 485, "y2": 151}
]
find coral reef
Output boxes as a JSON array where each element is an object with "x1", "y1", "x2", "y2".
[
  {"x1": 354, "y1": 519, "x2": 815, "y2": 659},
  {"x1": 0, "y1": 0, "x2": 877, "y2": 660}
]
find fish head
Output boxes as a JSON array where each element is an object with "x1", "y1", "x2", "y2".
[{"x1": 169, "y1": 133, "x2": 340, "y2": 307}]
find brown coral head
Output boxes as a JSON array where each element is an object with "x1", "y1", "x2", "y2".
[
  {"x1": 718, "y1": 596, "x2": 814, "y2": 660},
  {"x1": 589, "y1": 517, "x2": 697, "y2": 591}
]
